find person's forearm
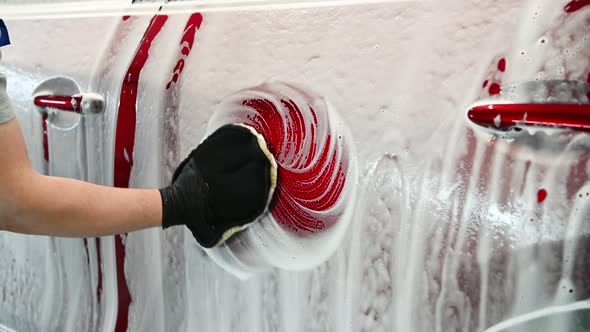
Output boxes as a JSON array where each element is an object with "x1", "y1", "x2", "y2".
[{"x1": 2, "y1": 171, "x2": 162, "y2": 237}]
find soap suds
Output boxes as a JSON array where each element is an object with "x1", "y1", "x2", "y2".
[{"x1": 1, "y1": 0, "x2": 589, "y2": 331}]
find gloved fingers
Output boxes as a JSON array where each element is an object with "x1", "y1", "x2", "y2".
[
  {"x1": 163, "y1": 123, "x2": 276, "y2": 248},
  {"x1": 172, "y1": 148, "x2": 196, "y2": 182}
]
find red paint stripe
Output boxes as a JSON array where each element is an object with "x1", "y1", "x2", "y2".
[
  {"x1": 115, "y1": 15, "x2": 168, "y2": 188},
  {"x1": 42, "y1": 113, "x2": 49, "y2": 162},
  {"x1": 163, "y1": 13, "x2": 203, "y2": 172},
  {"x1": 96, "y1": 238, "x2": 103, "y2": 303},
  {"x1": 113, "y1": 15, "x2": 168, "y2": 332},
  {"x1": 114, "y1": 235, "x2": 129, "y2": 332},
  {"x1": 165, "y1": 13, "x2": 202, "y2": 90}
]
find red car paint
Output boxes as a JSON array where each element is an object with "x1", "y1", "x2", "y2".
[
  {"x1": 241, "y1": 98, "x2": 347, "y2": 232},
  {"x1": 113, "y1": 15, "x2": 168, "y2": 332},
  {"x1": 112, "y1": 13, "x2": 203, "y2": 331},
  {"x1": 166, "y1": 14, "x2": 202, "y2": 90}
]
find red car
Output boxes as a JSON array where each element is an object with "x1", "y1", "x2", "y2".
[{"x1": 0, "y1": 0, "x2": 588, "y2": 331}]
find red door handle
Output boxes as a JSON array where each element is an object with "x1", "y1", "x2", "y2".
[
  {"x1": 468, "y1": 79, "x2": 590, "y2": 135},
  {"x1": 467, "y1": 103, "x2": 590, "y2": 133},
  {"x1": 34, "y1": 93, "x2": 105, "y2": 115},
  {"x1": 34, "y1": 95, "x2": 83, "y2": 113}
]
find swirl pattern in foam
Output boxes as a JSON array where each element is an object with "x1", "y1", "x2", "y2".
[
  {"x1": 204, "y1": 82, "x2": 358, "y2": 277},
  {"x1": 207, "y1": 82, "x2": 353, "y2": 234}
]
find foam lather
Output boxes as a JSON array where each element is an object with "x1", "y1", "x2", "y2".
[{"x1": 204, "y1": 82, "x2": 358, "y2": 278}]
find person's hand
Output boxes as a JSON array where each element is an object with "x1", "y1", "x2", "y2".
[{"x1": 159, "y1": 124, "x2": 277, "y2": 248}]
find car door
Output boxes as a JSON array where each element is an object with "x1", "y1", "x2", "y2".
[{"x1": 0, "y1": 1, "x2": 589, "y2": 332}]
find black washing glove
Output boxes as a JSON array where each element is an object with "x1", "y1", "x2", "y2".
[{"x1": 159, "y1": 124, "x2": 277, "y2": 248}]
